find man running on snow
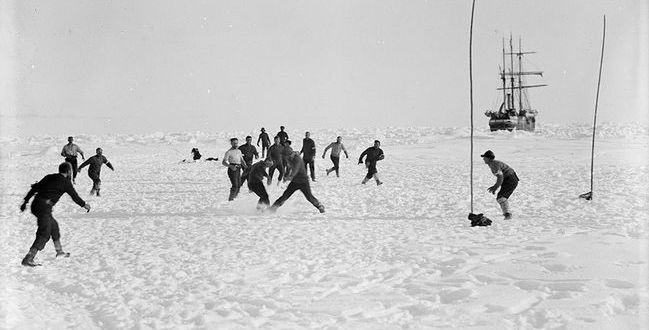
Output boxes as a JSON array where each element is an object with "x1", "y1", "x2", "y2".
[
  {"x1": 60, "y1": 136, "x2": 85, "y2": 184},
  {"x1": 78, "y1": 147, "x2": 115, "y2": 196},
  {"x1": 322, "y1": 136, "x2": 349, "y2": 177},
  {"x1": 247, "y1": 158, "x2": 274, "y2": 208},
  {"x1": 269, "y1": 152, "x2": 325, "y2": 213},
  {"x1": 19, "y1": 162, "x2": 91, "y2": 267},
  {"x1": 358, "y1": 140, "x2": 384, "y2": 185},
  {"x1": 222, "y1": 138, "x2": 247, "y2": 201},
  {"x1": 481, "y1": 150, "x2": 519, "y2": 220}
]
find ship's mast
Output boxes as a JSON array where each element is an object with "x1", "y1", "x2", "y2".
[
  {"x1": 518, "y1": 37, "x2": 523, "y2": 112},
  {"x1": 501, "y1": 38, "x2": 507, "y2": 110},
  {"x1": 509, "y1": 35, "x2": 515, "y2": 113}
]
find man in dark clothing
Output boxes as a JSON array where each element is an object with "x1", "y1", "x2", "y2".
[
  {"x1": 358, "y1": 140, "x2": 385, "y2": 185},
  {"x1": 191, "y1": 148, "x2": 202, "y2": 161},
  {"x1": 282, "y1": 140, "x2": 294, "y2": 179},
  {"x1": 247, "y1": 158, "x2": 274, "y2": 208},
  {"x1": 269, "y1": 152, "x2": 325, "y2": 213},
  {"x1": 481, "y1": 150, "x2": 519, "y2": 220},
  {"x1": 78, "y1": 148, "x2": 115, "y2": 196},
  {"x1": 267, "y1": 136, "x2": 285, "y2": 185},
  {"x1": 19, "y1": 162, "x2": 91, "y2": 267},
  {"x1": 239, "y1": 136, "x2": 259, "y2": 187},
  {"x1": 277, "y1": 126, "x2": 289, "y2": 146},
  {"x1": 257, "y1": 128, "x2": 271, "y2": 158},
  {"x1": 300, "y1": 131, "x2": 316, "y2": 181},
  {"x1": 60, "y1": 136, "x2": 85, "y2": 184}
]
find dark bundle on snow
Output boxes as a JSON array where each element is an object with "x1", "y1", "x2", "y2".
[{"x1": 468, "y1": 213, "x2": 492, "y2": 227}]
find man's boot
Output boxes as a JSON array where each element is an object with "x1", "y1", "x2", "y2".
[
  {"x1": 54, "y1": 240, "x2": 70, "y2": 258},
  {"x1": 21, "y1": 249, "x2": 40, "y2": 267}
]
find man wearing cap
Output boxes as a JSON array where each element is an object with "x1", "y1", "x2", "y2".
[
  {"x1": 481, "y1": 150, "x2": 519, "y2": 220},
  {"x1": 222, "y1": 138, "x2": 247, "y2": 201},
  {"x1": 257, "y1": 128, "x2": 271, "y2": 158},
  {"x1": 61, "y1": 136, "x2": 85, "y2": 184}
]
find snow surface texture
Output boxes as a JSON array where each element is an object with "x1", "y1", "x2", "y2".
[{"x1": 1, "y1": 123, "x2": 648, "y2": 329}]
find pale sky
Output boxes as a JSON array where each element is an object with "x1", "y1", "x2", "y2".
[{"x1": 1, "y1": 0, "x2": 647, "y2": 137}]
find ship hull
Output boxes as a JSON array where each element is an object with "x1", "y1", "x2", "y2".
[{"x1": 489, "y1": 115, "x2": 536, "y2": 132}]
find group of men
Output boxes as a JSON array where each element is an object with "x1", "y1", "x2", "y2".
[
  {"x1": 19, "y1": 128, "x2": 519, "y2": 268},
  {"x1": 221, "y1": 126, "x2": 390, "y2": 211},
  {"x1": 19, "y1": 136, "x2": 114, "y2": 266}
]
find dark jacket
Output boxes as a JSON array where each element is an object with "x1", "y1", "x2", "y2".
[
  {"x1": 277, "y1": 131, "x2": 289, "y2": 144},
  {"x1": 238, "y1": 143, "x2": 259, "y2": 165},
  {"x1": 79, "y1": 155, "x2": 113, "y2": 177},
  {"x1": 300, "y1": 138, "x2": 316, "y2": 160},
  {"x1": 24, "y1": 173, "x2": 86, "y2": 207},
  {"x1": 286, "y1": 156, "x2": 309, "y2": 184},
  {"x1": 258, "y1": 132, "x2": 270, "y2": 146},
  {"x1": 359, "y1": 147, "x2": 384, "y2": 164},
  {"x1": 247, "y1": 161, "x2": 269, "y2": 187},
  {"x1": 268, "y1": 144, "x2": 284, "y2": 162}
]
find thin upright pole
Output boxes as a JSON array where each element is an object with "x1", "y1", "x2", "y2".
[
  {"x1": 468, "y1": 0, "x2": 476, "y2": 213},
  {"x1": 589, "y1": 15, "x2": 606, "y2": 199}
]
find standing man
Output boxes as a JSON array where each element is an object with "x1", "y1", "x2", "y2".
[
  {"x1": 322, "y1": 136, "x2": 349, "y2": 177},
  {"x1": 19, "y1": 162, "x2": 91, "y2": 267},
  {"x1": 61, "y1": 136, "x2": 85, "y2": 184},
  {"x1": 269, "y1": 152, "x2": 325, "y2": 213},
  {"x1": 222, "y1": 138, "x2": 246, "y2": 201},
  {"x1": 277, "y1": 126, "x2": 289, "y2": 146},
  {"x1": 247, "y1": 158, "x2": 274, "y2": 208},
  {"x1": 300, "y1": 131, "x2": 316, "y2": 181},
  {"x1": 238, "y1": 136, "x2": 259, "y2": 187},
  {"x1": 481, "y1": 150, "x2": 519, "y2": 220},
  {"x1": 358, "y1": 140, "x2": 384, "y2": 185},
  {"x1": 77, "y1": 147, "x2": 115, "y2": 196},
  {"x1": 257, "y1": 128, "x2": 271, "y2": 158},
  {"x1": 267, "y1": 136, "x2": 285, "y2": 185}
]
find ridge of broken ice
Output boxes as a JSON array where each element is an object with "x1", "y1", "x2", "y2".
[{"x1": 2, "y1": 122, "x2": 646, "y2": 149}]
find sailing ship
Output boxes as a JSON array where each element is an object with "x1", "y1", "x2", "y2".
[{"x1": 485, "y1": 36, "x2": 546, "y2": 132}]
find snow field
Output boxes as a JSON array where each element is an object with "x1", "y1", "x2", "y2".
[{"x1": 1, "y1": 125, "x2": 647, "y2": 329}]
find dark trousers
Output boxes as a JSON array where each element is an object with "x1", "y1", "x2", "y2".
[
  {"x1": 329, "y1": 156, "x2": 340, "y2": 176},
  {"x1": 227, "y1": 167, "x2": 241, "y2": 201},
  {"x1": 303, "y1": 157, "x2": 315, "y2": 180},
  {"x1": 365, "y1": 161, "x2": 378, "y2": 179},
  {"x1": 272, "y1": 181, "x2": 321, "y2": 210},
  {"x1": 268, "y1": 160, "x2": 284, "y2": 182},
  {"x1": 240, "y1": 161, "x2": 253, "y2": 187},
  {"x1": 89, "y1": 172, "x2": 101, "y2": 192},
  {"x1": 261, "y1": 144, "x2": 269, "y2": 158},
  {"x1": 30, "y1": 199, "x2": 60, "y2": 251},
  {"x1": 497, "y1": 176, "x2": 519, "y2": 199},
  {"x1": 65, "y1": 157, "x2": 78, "y2": 180},
  {"x1": 249, "y1": 181, "x2": 270, "y2": 205}
]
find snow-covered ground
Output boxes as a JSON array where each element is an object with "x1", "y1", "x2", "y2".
[{"x1": 1, "y1": 124, "x2": 648, "y2": 329}]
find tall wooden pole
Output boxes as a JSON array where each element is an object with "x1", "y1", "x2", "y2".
[
  {"x1": 469, "y1": 0, "x2": 476, "y2": 213},
  {"x1": 589, "y1": 15, "x2": 606, "y2": 200}
]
